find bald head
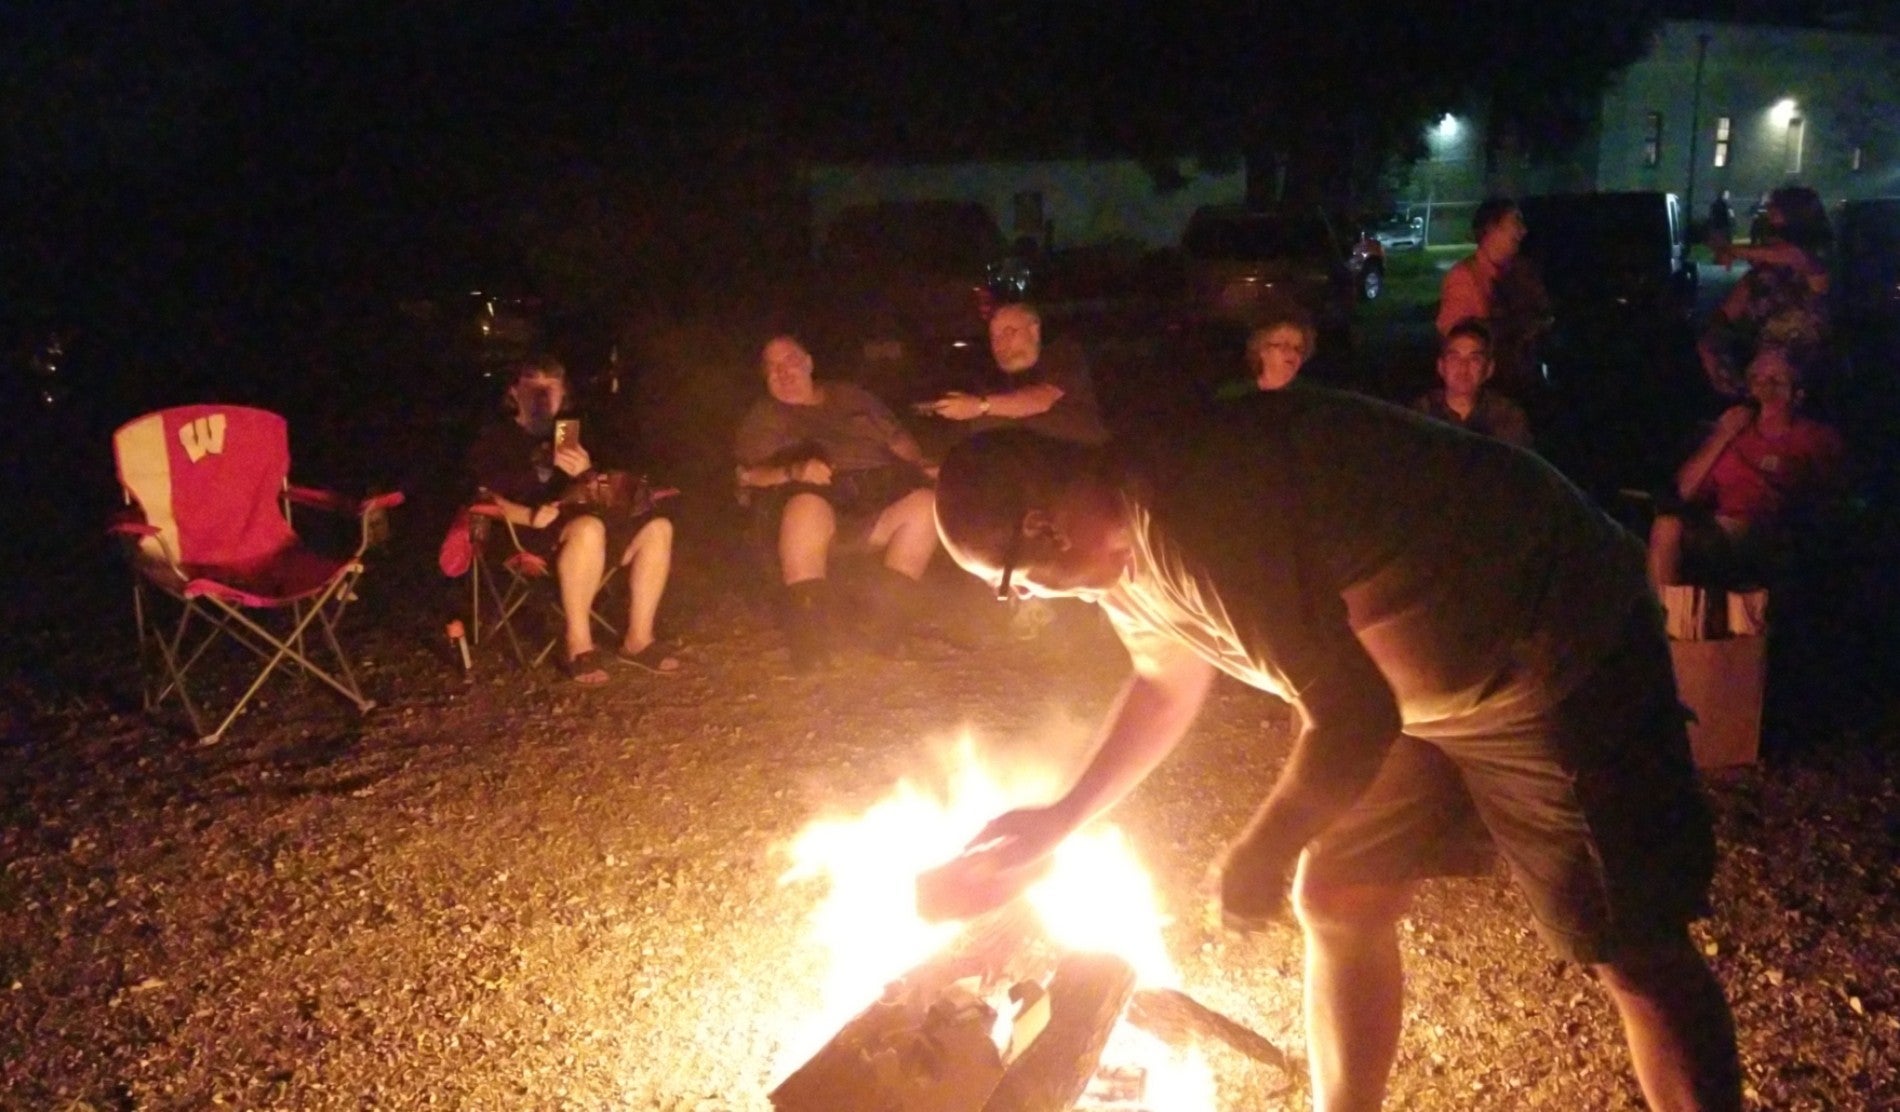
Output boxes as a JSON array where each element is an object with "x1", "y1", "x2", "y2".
[
  {"x1": 935, "y1": 429, "x2": 1127, "y2": 600},
  {"x1": 988, "y1": 303, "x2": 1044, "y2": 373}
]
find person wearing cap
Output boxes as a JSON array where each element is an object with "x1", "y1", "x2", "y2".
[{"x1": 922, "y1": 388, "x2": 1740, "y2": 1112}]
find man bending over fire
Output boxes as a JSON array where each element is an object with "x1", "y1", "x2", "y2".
[{"x1": 922, "y1": 389, "x2": 1741, "y2": 1111}]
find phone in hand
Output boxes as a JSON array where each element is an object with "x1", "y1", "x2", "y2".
[{"x1": 553, "y1": 418, "x2": 581, "y2": 451}]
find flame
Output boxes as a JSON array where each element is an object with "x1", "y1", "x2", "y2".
[{"x1": 773, "y1": 734, "x2": 1217, "y2": 1108}]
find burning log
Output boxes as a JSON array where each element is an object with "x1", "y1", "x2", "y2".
[
  {"x1": 1127, "y1": 987, "x2": 1303, "y2": 1078},
  {"x1": 982, "y1": 951, "x2": 1137, "y2": 1112}
]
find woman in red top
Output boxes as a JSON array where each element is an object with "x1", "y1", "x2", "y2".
[{"x1": 1647, "y1": 343, "x2": 1846, "y2": 589}]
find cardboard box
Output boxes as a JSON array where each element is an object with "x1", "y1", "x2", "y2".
[{"x1": 1669, "y1": 635, "x2": 1767, "y2": 769}]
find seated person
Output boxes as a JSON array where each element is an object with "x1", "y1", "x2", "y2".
[
  {"x1": 734, "y1": 335, "x2": 941, "y2": 671},
  {"x1": 915, "y1": 302, "x2": 1110, "y2": 444},
  {"x1": 1412, "y1": 318, "x2": 1533, "y2": 450},
  {"x1": 1647, "y1": 342, "x2": 1846, "y2": 590},
  {"x1": 1215, "y1": 307, "x2": 1318, "y2": 398},
  {"x1": 466, "y1": 354, "x2": 680, "y2": 685}
]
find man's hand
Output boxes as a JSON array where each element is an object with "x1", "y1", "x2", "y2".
[
  {"x1": 787, "y1": 459, "x2": 833, "y2": 486},
  {"x1": 553, "y1": 443, "x2": 592, "y2": 477},
  {"x1": 1713, "y1": 404, "x2": 1755, "y2": 442},
  {"x1": 1207, "y1": 832, "x2": 1299, "y2": 935},
  {"x1": 918, "y1": 391, "x2": 988, "y2": 422},
  {"x1": 915, "y1": 806, "x2": 1065, "y2": 922},
  {"x1": 530, "y1": 503, "x2": 561, "y2": 529}
]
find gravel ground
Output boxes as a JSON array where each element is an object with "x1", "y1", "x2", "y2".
[{"x1": 2, "y1": 524, "x2": 1897, "y2": 1112}]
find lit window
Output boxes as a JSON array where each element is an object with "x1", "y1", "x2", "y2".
[
  {"x1": 1787, "y1": 116, "x2": 1805, "y2": 174},
  {"x1": 1713, "y1": 116, "x2": 1731, "y2": 168},
  {"x1": 1643, "y1": 112, "x2": 1663, "y2": 168},
  {"x1": 1851, "y1": 146, "x2": 1864, "y2": 172}
]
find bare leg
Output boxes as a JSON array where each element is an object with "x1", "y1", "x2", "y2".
[
  {"x1": 1595, "y1": 934, "x2": 1741, "y2": 1112},
  {"x1": 557, "y1": 514, "x2": 607, "y2": 660},
  {"x1": 1294, "y1": 866, "x2": 1416, "y2": 1112},
  {"x1": 1648, "y1": 514, "x2": 1687, "y2": 588},
  {"x1": 778, "y1": 491, "x2": 836, "y2": 586},
  {"x1": 868, "y1": 487, "x2": 939, "y2": 580},
  {"x1": 619, "y1": 517, "x2": 675, "y2": 661}
]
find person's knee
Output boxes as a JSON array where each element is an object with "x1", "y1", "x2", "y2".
[
  {"x1": 895, "y1": 487, "x2": 937, "y2": 527},
  {"x1": 639, "y1": 515, "x2": 675, "y2": 553},
  {"x1": 561, "y1": 514, "x2": 606, "y2": 556},
  {"x1": 777, "y1": 493, "x2": 835, "y2": 568},
  {"x1": 1293, "y1": 874, "x2": 1414, "y2": 937}
]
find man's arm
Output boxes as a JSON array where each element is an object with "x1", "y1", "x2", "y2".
[
  {"x1": 1222, "y1": 633, "x2": 1402, "y2": 903},
  {"x1": 926, "y1": 382, "x2": 1065, "y2": 421},
  {"x1": 1675, "y1": 406, "x2": 1752, "y2": 501},
  {"x1": 1043, "y1": 640, "x2": 1219, "y2": 832}
]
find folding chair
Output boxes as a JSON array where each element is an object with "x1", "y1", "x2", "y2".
[
  {"x1": 110, "y1": 405, "x2": 404, "y2": 744},
  {"x1": 448, "y1": 501, "x2": 622, "y2": 671}
]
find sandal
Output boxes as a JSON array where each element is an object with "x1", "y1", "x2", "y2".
[
  {"x1": 563, "y1": 648, "x2": 612, "y2": 686},
  {"x1": 615, "y1": 640, "x2": 682, "y2": 676}
]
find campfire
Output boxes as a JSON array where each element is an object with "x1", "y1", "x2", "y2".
[{"x1": 770, "y1": 738, "x2": 1297, "y2": 1110}]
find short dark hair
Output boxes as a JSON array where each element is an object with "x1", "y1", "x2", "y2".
[
  {"x1": 935, "y1": 430, "x2": 1110, "y2": 564},
  {"x1": 506, "y1": 352, "x2": 566, "y2": 383},
  {"x1": 1767, "y1": 186, "x2": 1832, "y2": 254},
  {"x1": 1440, "y1": 317, "x2": 1492, "y2": 353},
  {"x1": 1249, "y1": 306, "x2": 1318, "y2": 359},
  {"x1": 1470, "y1": 196, "x2": 1519, "y2": 243}
]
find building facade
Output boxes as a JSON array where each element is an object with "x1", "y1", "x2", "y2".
[
  {"x1": 1398, "y1": 19, "x2": 1900, "y2": 242},
  {"x1": 1597, "y1": 19, "x2": 1900, "y2": 222}
]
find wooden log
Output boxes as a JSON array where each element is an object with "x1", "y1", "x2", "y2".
[
  {"x1": 981, "y1": 952, "x2": 1137, "y2": 1112},
  {"x1": 770, "y1": 901, "x2": 1048, "y2": 1112},
  {"x1": 769, "y1": 983, "x2": 1004, "y2": 1112},
  {"x1": 1125, "y1": 986, "x2": 1302, "y2": 1079}
]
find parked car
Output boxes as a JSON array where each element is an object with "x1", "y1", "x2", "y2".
[
  {"x1": 1178, "y1": 204, "x2": 1358, "y2": 340},
  {"x1": 815, "y1": 200, "x2": 1021, "y2": 380},
  {"x1": 1349, "y1": 231, "x2": 1385, "y2": 301},
  {"x1": 1835, "y1": 197, "x2": 1900, "y2": 330},
  {"x1": 1364, "y1": 212, "x2": 1426, "y2": 251}
]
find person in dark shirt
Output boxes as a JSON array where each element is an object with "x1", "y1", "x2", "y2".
[
  {"x1": 919, "y1": 394, "x2": 1740, "y2": 1111},
  {"x1": 915, "y1": 302, "x2": 1109, "y2": 445},
  {"x1": 1412, "y1": 318, "x2": 1534, "y2": 449},
  {"x1": 734, "y1": 335, "x2": 941, "y2": 671},
  {"x1": 466, "y1": 354, "x2": 679, "y2": 684}
]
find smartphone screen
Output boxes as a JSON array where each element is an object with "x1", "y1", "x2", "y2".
[{"x1": 553, "y1": 419, "x2": 580, "y2": 450}]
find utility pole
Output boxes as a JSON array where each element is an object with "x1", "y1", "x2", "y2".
[{"x1": 1685, "y1": 31, "x2": 1713, "y2": 224}]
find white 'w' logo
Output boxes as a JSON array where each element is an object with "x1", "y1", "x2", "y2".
[{"x1": 177, "y1": 414, "x2": 228, "y2": 462}]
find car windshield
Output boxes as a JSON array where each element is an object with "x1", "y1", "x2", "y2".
[
  {"x1": 1184, "y1": 215, "x2": 1333, "y2": 262},
  {"x1": 823, "y1": 203, "x2": 1004, "y2": 271}
]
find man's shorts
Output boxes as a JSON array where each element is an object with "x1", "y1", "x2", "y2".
[{"x1": 1301, "y1": 602, "x2": 1717, "y2": 964}]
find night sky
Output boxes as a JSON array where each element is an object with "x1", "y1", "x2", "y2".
[{"x1": 0, "y1": 1, "x2": 1883, "y2": 365}]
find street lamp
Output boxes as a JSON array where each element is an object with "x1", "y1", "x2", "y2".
[{"x1": 1770, "y1": 98, "x2": 1799, "y2": 127}]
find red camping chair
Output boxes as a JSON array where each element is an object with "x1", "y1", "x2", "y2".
[
  {"x1": 110, "y1": 405, "x2": 404, "y2": 744},
  {"x1": 441, "y1": 501, "x2": 622, "y2": 671}
]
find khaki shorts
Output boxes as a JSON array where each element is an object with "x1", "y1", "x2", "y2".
[{"x1": 1301, "y1": 602, "x2": 1717, "y2": 964}]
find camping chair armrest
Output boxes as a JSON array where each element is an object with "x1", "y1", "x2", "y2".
[
  {"x1": 107, "y1": 512, "x2": 159, "y2": 539},
  {"x1": 286, "y1": 486, "x2": 406, "y2": 517},
  {"x1": 287, "y1": 486, "x2": 406, "y2": 555}
]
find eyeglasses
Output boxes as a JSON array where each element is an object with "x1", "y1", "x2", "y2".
[{"x1": 994, "y1": 523, "x2": 1026, "y2": 603}]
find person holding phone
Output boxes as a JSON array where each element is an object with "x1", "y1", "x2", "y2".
[
  {"x1": 1648, "y1": 341, "x2": 1846, "y2": 590},
  {"x1": 466, "y1": 354, "x2": 680, "y2": 684}
]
